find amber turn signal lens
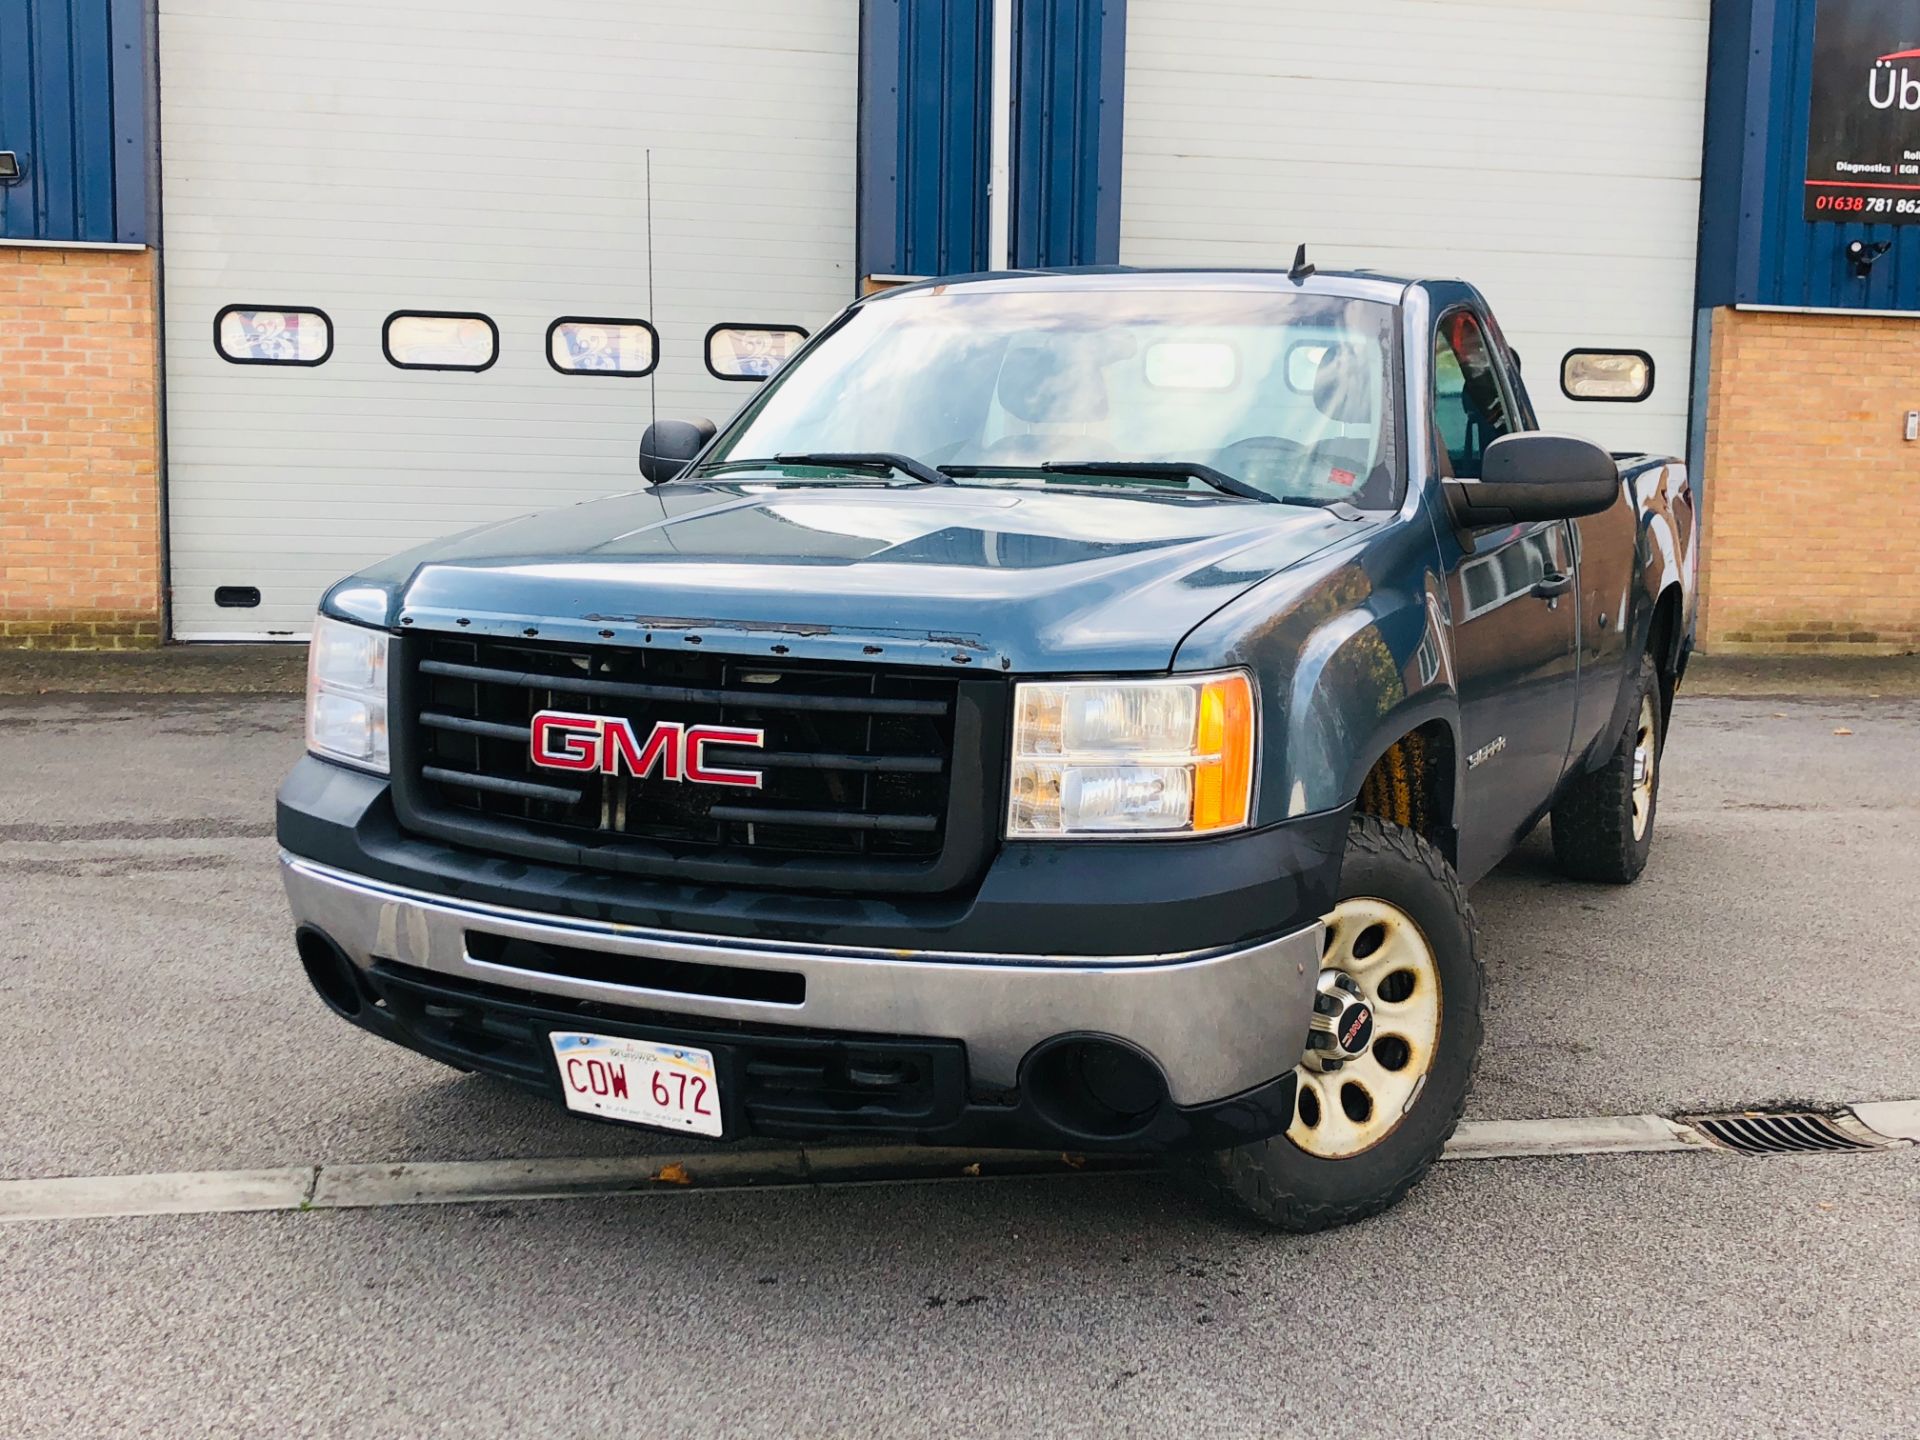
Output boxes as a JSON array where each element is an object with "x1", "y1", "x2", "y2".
[{"x1": 1192, "y1": 672, "x2": 1254, "y2": 832}]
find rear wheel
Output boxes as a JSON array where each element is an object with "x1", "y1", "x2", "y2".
[
  {"x1": 1551, "y1": 653, "x2": 1663, "y2": 884},
  {"x1": 1189, "y1": 816, "x2": 1483, "y2": 1232}
]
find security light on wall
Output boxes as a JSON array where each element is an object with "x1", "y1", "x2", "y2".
[
  {"x1": 0, "y1": 152, "x2": 23, "y2": 184},
  {"x1": 1847, "y1": 240, "x2": 1891, "y2": 281}
]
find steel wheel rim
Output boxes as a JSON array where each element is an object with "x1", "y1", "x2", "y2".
[
  {"x1": 1631, "y1": 694, "x2": 1657, "y2": 842},
  {"x1": 1289, "y1": 897, "x2": 1443, "y2": 1160}
]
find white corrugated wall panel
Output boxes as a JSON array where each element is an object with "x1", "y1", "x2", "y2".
[
  {"x1": 159, "y1": 0, "x2": 857, "y2": 637},
  {"x1": 1120, "y1": 0, "x2": 1709, "y2": 457}
]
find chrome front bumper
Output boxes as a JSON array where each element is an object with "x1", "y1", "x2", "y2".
[{"x1": 280, "y1": 853, "x2": 1322, "y2": 1107}]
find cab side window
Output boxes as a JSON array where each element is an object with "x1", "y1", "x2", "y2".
[{"x1": 1431, "y1": 310, "x2": 1511, "y2": 480}]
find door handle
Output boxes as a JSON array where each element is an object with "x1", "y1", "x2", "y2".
[{"x1": 1531, "y1": 572, "x2": 1573, "y2": 599}]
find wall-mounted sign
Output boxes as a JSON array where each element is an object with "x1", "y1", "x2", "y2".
[{"x1": 1806, "y1": 0, "x2": 1920, "y2": 222}]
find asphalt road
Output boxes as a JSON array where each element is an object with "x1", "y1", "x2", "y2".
[
  {"x1": 3, "y1": 1151, "x2": 1915, "y2": 1439},
  {"x1": 1, "y1": 678, "x2": 1917, "y2": 1436}
]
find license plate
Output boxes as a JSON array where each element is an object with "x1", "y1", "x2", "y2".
[{"x1": 549, "y1": 1032, "x2": 722, "y2": 1138}]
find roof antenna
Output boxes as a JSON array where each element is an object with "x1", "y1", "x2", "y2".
[{"x1": 1288, "y1": 243, "x2": 1315, "y2": 282}]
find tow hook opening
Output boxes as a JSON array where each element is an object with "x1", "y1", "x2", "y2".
[
  {"x1": 1022, "y1": 1036, "x2": 1168, "y2": 1140},
  {"x1": 297, "y1": 926, "x2": 364, "y2": 1018}
]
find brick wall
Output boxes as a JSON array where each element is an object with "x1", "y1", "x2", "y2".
[
  {"x1": 0, "y1": 245, "x2": 163, "y2": 649},
  {"x1": 1700, "y1": 308, "x2": 1920, "y2": 654}
]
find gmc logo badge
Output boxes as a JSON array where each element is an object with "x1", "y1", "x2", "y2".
[{"x1": 529, "y1": 709, "x2": 765, "y2": 789}]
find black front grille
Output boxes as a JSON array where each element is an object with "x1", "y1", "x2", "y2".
[
  {"x1": 367, "y1": 961, "x2": 967, "y2": 1133},
  {"x1": 391, "y1": 631, "x2": 1003, "y2": 893}
]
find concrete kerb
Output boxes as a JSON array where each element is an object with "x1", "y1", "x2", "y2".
[{"x1": 3, "y1": 1108, "x2": 1912, "y2": 1224}]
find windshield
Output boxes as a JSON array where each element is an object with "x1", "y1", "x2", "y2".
[{"x1": 701, "y1": 286, "x2": 1403, "y2": 507}]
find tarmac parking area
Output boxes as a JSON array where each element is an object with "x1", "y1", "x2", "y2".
[{"x1": 2, "y1": 665, "x2": 1916, "y2": 1437}]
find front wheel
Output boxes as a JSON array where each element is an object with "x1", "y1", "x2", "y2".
[{"x1": 1189, "y1": 816, "x2": 1484, "y2": 1233}]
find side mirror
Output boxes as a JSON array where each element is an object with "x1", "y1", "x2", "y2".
[
  {"x1": 638, "y1": 418, "x2": 716, "y2": 485},
  {"x1": 1443, "y1": 432, "x2": 1618, "y2": 527}
]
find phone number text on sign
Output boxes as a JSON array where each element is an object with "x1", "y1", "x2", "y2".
[{"x1": 1811, "y1": 192, "x2": 1920, "y2": 215}]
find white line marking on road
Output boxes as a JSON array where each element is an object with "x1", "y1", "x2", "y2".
[
  {"x1": 1848, "y1": 1100, "x2": 1920, "y2": 1143},
  {"x1": 1439, "y1": 1114, "x2": 1712, "y2": 1160},
  {"x1": 0, "y1": 1111, "x2": 1908, "y2": 1224},
  {"x1": 0, "y1": 1167, "x2": 315, "y2": 1221}
]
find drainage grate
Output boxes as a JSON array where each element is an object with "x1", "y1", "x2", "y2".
[{"x1": 1682, "y1": 1110, "x2": 1892, "y2": 1155}]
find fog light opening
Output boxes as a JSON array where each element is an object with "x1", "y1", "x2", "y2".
[
  {"x1": 296, "y1": 926, "x2": 363, "y2": 1018},
  {"x1": 1022, "y1": 1037, "x2": 1168, "y2": 1140}
]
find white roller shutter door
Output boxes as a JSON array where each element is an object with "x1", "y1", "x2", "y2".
[
  {"x1": 1121, "y1": 0, "x2": 1709, "y2": 457},
  {"x1": 159, "y1": 0, "x2": 856, "y2": 638}
]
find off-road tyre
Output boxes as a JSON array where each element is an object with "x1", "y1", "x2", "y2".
[
  {"x1": 1188, "y1": 816, "x2": 1483, "y2": 1233},
  {"x1": 1551, "y1": 653, "x2": 1662, "y2": 884}
]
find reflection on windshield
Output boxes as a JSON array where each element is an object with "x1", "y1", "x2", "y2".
[{"x1": 703, "y1": 287, "x2": 1402, "y2": 508}]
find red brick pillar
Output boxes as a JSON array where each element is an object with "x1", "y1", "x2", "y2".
[
  {"x1": 0, "y1": 245, "x2": 164, "y2": 649},
  {"x1": 1699, "y1": 308, "x2": 1920, "y2": 654}
]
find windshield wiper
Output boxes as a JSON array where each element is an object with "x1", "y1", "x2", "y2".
[
  {"x1": 770, "y1": 452, "x2": 955, "y2": 486},
  {"x1": 938, "y1": 461, "x2": 1366, "y2": 514},
  {"x1": 689, "y1": 453, "x2": 954, "y2": 486},
  {"x1": 1035, "y1": 461, "x2": 1276, "y2": 504}
]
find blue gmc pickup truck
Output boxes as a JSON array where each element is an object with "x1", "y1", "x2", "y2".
[{"x1": 280, "y1": 267, "x2": 1694, "y2": 1231}]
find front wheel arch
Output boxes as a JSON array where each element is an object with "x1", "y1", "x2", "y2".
[{"x1": 1347, "y1": 716, "x2": 1461, "y2": 868}]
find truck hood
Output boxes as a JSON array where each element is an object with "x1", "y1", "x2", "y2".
[{"x1": 343, "y1": 482, "x2": 1371, "y2": 673}]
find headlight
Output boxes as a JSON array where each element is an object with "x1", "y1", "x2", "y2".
[
  {"x1": 1008, "y1": 671, "x2": 1254, "y2": 837},
  {"x1": 306, "y1": 615, "x2": 390, "y2": 773}
]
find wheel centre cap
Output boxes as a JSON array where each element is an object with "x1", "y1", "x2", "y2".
[
  {"x1": 1335, "y1": 999, "x2": 1374, "y2": 1055},
  {"x1": 1307, "y1": 969, "x2": 1376, "y2": 1068}
]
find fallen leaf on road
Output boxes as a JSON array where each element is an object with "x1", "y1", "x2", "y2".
[
  {"x1": 1817, "y1": 1201, "x2": 1835, "y2": 1211},
  {"x1": 961, "y1": 1162, "x2": 981, "y2": 1176},
  {"x1": 652, "y1": 1162, "x2": 691, "y2": 1186},
  {"x1": 1833, "y1": 728, "x2": 1853, "y2": 736},
  {"x1": 1061, "y1": 1153, "x2": 1087, "y2": 1169}
]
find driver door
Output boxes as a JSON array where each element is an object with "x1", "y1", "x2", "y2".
[{"x1": 1432, "y1": 307, "x2": 1580, "y2": 880}]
